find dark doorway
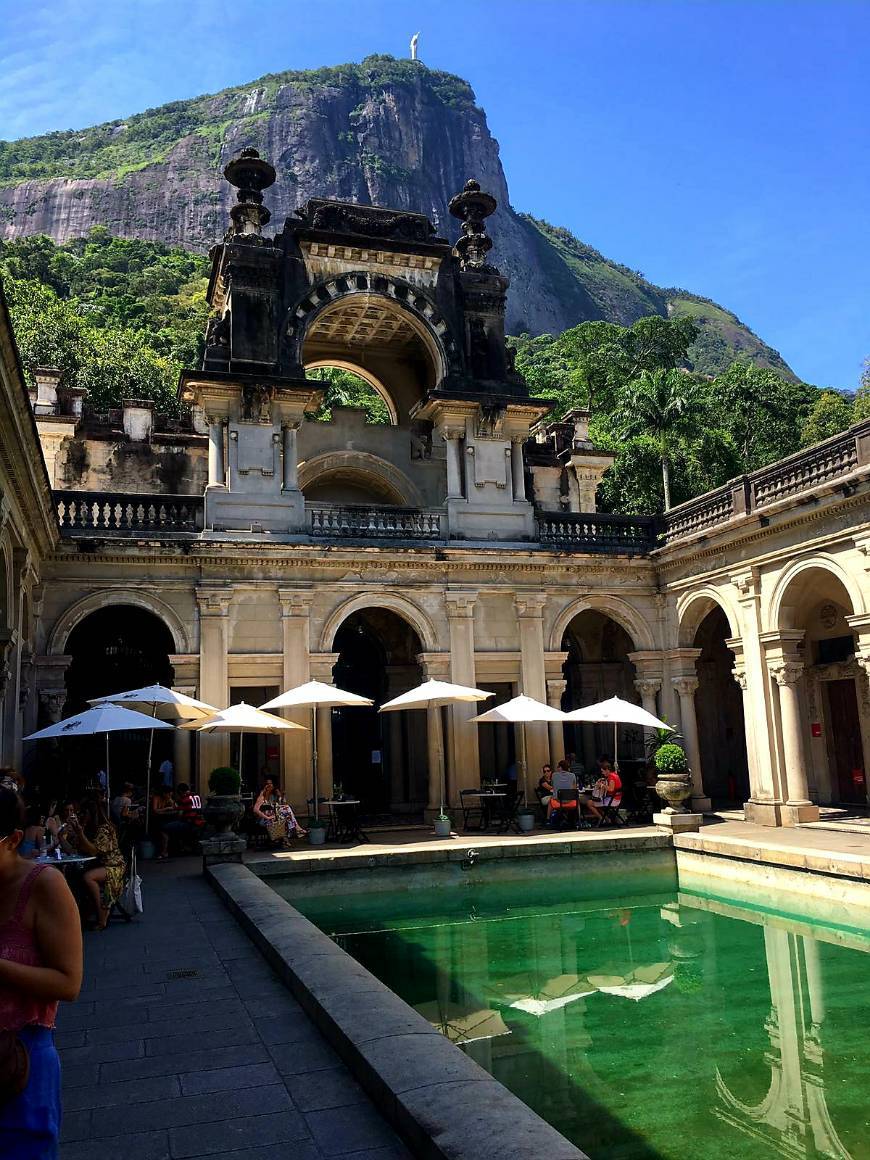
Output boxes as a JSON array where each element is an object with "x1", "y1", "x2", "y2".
[
  {"x1": 57, "y1": 606, "x2": 175, "y2": 798},
  {"x1": 332, "y1": 608, "x2": 427, "y2": 821},
  {"x1": 825, "y1": 680, "x2": 866, "y2": 804},
  {"x1": 477, "y1": 683, "x2": 517, "y2": 782},
  {"x1": 229, "y1": 686, "x2": 280, "y2": 795},
  {"x1": 694, "y1": 607, "x2": 750, "y2": 806}
]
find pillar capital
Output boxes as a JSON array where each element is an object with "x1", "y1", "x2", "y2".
[
  {"x1": 38, "y1": 688, "x2": 67, "y2": 723},
  {"x1": 444, "y1": 590, "x2": 478, "y2": 618},
  {"x1": 731, "y1": 665, "x2": 749, "y2": 691},
  {"x1": 514, "y1": 593, "x2": 547, "y2": 619},
  {"x1": 278, "y1": 588, "x2": 313, "y2": 617},
  {"x1": 634, "y1": 677, "x2": 662, "y2": 698},
  {"x1": 768, "y1": 660, "x2": 804, "y2": 687},
  {"x1": 672, "y1": 675, "x2": 699, "y2": 698},
  {"x1": 546, "y1": 677, "x2": 567, "y2": 706},
  {"x1": 417, "y1": 652, "x2": 451, "y2": 680},
  {"x1": 196, "y1": 584, "x2": 232, "y2": 616},
  {"x1": 309, "y1": 652, "x2": 339, "y2": 682},
  {"x1": 730, "y1": 568, "x2": 760, "y2": 601}
]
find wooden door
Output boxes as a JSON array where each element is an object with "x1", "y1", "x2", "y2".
[{"x1": 825, "y1": 680, "x2": 866, "y2": 804}]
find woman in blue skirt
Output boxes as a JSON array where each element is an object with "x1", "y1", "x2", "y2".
[{"x1": 0, "y1": 784, "x2": 83, "y2": 1159}]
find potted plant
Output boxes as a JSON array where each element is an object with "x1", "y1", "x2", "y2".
[
  {"x1": 516, "y1": 806, "x2": 536, "y2": 833},
  {"x1": 203, "y1": 766, "x2": 244, "y2": 833},
  {"x1": 433, "y1": 812, "x2": 452, "y2": 838},
  {"x1": 652, "y1": 744, "x2": 692, "y2": 813},
  {"x1": 308, "y1": 818, "x2": 327, "y2": 846}
]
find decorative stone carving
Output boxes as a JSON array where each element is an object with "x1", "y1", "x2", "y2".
[
  {"x1": 731, "y1": 667, "x2": 749, "y2": 692},
  {"x1": 514, "y1": 594, "x2": 547, "y2": 619},
  {"x1": 769, "y1": 661, "x2": 804, "y2": 687},
  {"x1": 672, "y1": 676, "x2": 700, "y2": 697},
  {"x1": 296, "y1": 199, "x2": 439, "y2": 244},
  {"x1": 38, "y1": 688, "x2": 67, "y2": 723},
  {"x1": 634, "y1": 678, "x2": 662, "y2": 699},
  {"x1": 448, "y1": 179, "x2": 497, "y2": 271},
  {"x1": 223, "y1": 148, "x2": 275, "y2": 242}
]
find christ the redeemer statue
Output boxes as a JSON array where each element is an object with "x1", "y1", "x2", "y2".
[{"x1": 410, "y1": 32, "x2": 420, "y2": 61}]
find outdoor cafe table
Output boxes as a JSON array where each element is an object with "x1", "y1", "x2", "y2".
[
  {"x1": 462, "y1": 792, "x2": 508, "y2": 831},
  {"x1": 34, "y1": 853, "x2": 97, "y2": 873},
  {"x1": 323, "y1": 799, "x2": 369, "y2": 844}
]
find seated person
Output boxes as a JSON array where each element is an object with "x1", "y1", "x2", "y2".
[
  {"x1": 19, "y1": 804, "x2": 46, "y2": 859},
  {"x1": 536, "y1": 765, "x2": 554, "y2": 811},
  {"x1": 111, "y1": 782, "x2": 141, "y2": 826},
  {"x1": 253, "y1": 779, "x2": 306, "y2": 843},
  {"x1": 68, "y1": 795, "x2": 126, "y2": 929},
  {"x1": 176, "y1": 783, "x2": 205, "y2": 843},
  {"x1": 151, "y1": 787, "x2": 184, "y2": 860},
  {"x1": 548, "y1": 760, "x2": 578, "y2": 822},
  {"x1": 592, "y1": 756, "x2": 623, "y2": 816}
]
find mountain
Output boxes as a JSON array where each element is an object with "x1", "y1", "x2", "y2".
[{"x1": 0, "y1": 55, "x2": 794, "y2": 377}]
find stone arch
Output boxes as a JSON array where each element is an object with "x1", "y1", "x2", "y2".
[
  {"x1": 549, "y1": 594, "x2": 654, "y2": 653},
  {"x1": 286, "y1": 274, "x2": 456, "y2": 385},
  {"x1": 0, "y1": 531, "x2": 13, "y2": 634},
  {"x1": 298, "y1": 451, "x2": 424, "y2": 506},
  {"x1": 304, "y1": 359, "x2": 400, "y2": 425},
  {"x1": 319, "y1": 592, "x2": 438, "y2": 653},
  {"x1": 47, "y1": 589, "x2": 190, "y2": 656},
  {"x1": 677, "y1": 587, "x2": 741, "y2": 647},
  {"x1": 767, "y1": 554, "x2": 864, "y2": 632}
]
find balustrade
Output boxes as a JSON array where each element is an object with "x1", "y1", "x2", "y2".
[
  {"x1": 536, "y1": 512, "x2": 658, "y2": 553},
  {"x1": 308, "y1": 504, "x2": 446, "y2": 540},
  {"x1": 55, "y1": 492, "x2": 203, "y2": 535}
]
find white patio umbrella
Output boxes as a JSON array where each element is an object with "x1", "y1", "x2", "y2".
[
  {"x1": 471, "y1": 694, "x2": 568, "y2": 801},
  {"x1": 588, "y1": 963, "x2": 674, "y2": 1002},
  {"x1": 379, "y1": 680, "x2": 494, "y2": 819},
  {"x1": 508, "y1": 973, "x2": 598, "y2": 1018},
  {"x1": 260, "y1": 681, "x2": 374, "y2": 821},
  {"x1": 89, "y1": 684, "x2": 218, "y2": 826},
  {"x1": 24, "y1": 704, "x2": 175, "y2": 803},
  {"x1": 564, "y1": 695, "x2": 672, "y2": 772},
  {"x1": 180, "y1": 703, "x2": 306, "y2": 788}
]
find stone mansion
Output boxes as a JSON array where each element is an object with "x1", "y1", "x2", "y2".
[{"x1": 1, "y1": 149, "x2": 869, "y2": 826}]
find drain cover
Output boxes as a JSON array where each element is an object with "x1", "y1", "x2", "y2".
[{"x1": 165, "y1": 968, "x2": 200, "y2": 980}]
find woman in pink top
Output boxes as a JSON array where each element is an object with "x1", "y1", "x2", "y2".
[{"x1": 0, "y1": 785, "x2": 83, "y2": 1159}]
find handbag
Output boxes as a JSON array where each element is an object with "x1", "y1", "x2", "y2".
[
  {"x1": 266, "y1": 816, "x2": 286, "y2": 842},
  {"x1": 121, "y1": 848, "x2": 144, "y2": 915},
  {"x1": 0, "y1": 1029, "x2": 30, "y2": 1108}
]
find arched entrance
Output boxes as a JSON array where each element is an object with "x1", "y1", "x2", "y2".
[
  {"x1": 331, "y1": 608, "x2": 428, "y2": 821},
  {"x1": 57, "y1": 606, "x2": 175, "y2": 794},
  {"x1": 561, "y1": 610, "x2": 640, "y2": 777},
  {"x1": 775, "y1": 565, "x2": 868, "y2": 806},
  {"x1": 694, "y1": 607, "x2": 749, "y2": 806}
]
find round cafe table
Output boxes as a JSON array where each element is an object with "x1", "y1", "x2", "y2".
[{"x1": 35, "y1": 854, "x2": 97, "y2": 871}]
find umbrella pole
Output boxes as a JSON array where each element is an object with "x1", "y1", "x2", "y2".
[
  {"x1": 105, "y1": 733, "x2": 110, "y2": 805},
  {"x1": 145, "y1": 704, "x2": 157, "y2": 831},
  {"x1": 238, "y1": 734, "x2": 243, "y2": 789},
  {"x1": 614, "y1": 721, "x2": 619, "y2": 772},
  {"x1": 312, "y1": 707, "x2": 319, "y2": 820},
  {"x1": 521, "y1": 722, "x2": 528, "y2": 802}
]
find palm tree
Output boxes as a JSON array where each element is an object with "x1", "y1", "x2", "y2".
[{"x1": 615, "y1": 368, "x2": 699, "y2": 510}]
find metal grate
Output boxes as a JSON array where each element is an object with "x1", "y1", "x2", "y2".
[{"x1": 165, "y1": 969, "x2": 200, "y2": 980}]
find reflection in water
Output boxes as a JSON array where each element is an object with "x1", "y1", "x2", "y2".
[{"x1": 287, "y1": 863, "x2": 870, "y2": 1159}]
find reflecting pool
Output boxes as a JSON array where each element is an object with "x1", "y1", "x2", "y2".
[{"x1": 275, "y1": 854, "x2": 870, "y2": 1159}]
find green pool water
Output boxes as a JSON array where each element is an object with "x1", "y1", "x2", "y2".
[{"x1": 274, "y1": 854, "x2": 870, "y2": 1159}]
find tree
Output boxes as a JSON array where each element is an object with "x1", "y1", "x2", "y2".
[
  {"x1": 800, "y1": 390, "x2": 854, "y2": 447},
  {"x1": 613, "y1": 369, "x2": 700, "y2": 509},
  {"x1": 712, "y1": 361, "x2": 816, "y2": 472}
]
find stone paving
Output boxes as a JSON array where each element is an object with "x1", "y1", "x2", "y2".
[{"x1": 56, "y1": 859, "x2": 409, "y2": 1160}]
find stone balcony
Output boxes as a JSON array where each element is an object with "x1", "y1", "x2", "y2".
[{"x1": 52, "y1": 492, "x2": 658, "y2": 552}]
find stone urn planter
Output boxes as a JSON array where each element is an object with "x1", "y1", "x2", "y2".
[
  {"x1": 652, "y1": 744, "x2": 692, "y2": 813},
  {"x1": 203, "y1": 767, "x2": 244, "y2": 834},
  {"x1": 433, "y1": 815, "x2": 452, "y2": 838}
]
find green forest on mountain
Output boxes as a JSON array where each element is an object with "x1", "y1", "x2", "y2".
[{"x1": 1, "y1": 229, "x2": 865, "y2": 514}]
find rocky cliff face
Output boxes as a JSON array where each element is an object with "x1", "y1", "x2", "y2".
[{"x1": 0, "y1": 57, "x2": 791, "y2": 373}]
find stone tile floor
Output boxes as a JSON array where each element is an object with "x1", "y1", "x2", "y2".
[{"x1": 56, "y1": 859, "x2": 410, "y2": 1160}]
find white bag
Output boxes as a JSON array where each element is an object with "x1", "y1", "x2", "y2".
[{"x1": 122, "y1": 848, "x2": 144, "y2": 915}]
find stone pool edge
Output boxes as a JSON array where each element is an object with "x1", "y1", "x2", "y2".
[{"x1": 206, "y1": 861, "x2": 589, "y2": 1160}]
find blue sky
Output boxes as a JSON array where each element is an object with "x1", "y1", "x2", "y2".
[{"x1": 0, "y1": 0, "x2": 868, "y2": 389}]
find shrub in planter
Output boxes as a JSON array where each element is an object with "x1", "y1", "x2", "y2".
[
  {"x1": 204, "y1": 766, "x2": 244, "y2": 833},
  {"x1": 433, "y1": 813, "x2": 452, "y2": 837},
  {"x1": 653, "y1": 744, "x2": 691, "y2": 812}
]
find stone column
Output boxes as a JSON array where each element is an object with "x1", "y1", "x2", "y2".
[
  {"x1": 546, "y1": 678, "x2": 566, "y2": 767},
  {"x1": 419, "y1": 653, "x2": 450, "y2": 816},
  {"x1": 445, "y1": 591, "x2": 479, "y2": 806},
  {"x1": 172, "y1": 685, "x2": 195, "y2": 789},
  {"x1": 282, "y1": 424, "x2": 299, "y2": 491},
  {"x1": 278, "y1": 589, "x2": 312, "y2": 807},
  {"x1": 511, "y1": 438, "x2": 526, "y2": 502},
  {"x1": 634, "y1": 678, "x2": 661, "y2": 719},
  {"x1": 736, "y1": 573, "x2": 785, "y2": 825},
  {"x1": 515, "y1": 594, "x2": 549, "y2": 795},
  {"x1": 672, "y1": 676, "x2": 711, "y2": 813},
  {"x1": 196, "y1": 585, "x2": 231, "y2": 780},
  {"x1": 769, "y1": 658, "x2": 819, "y2": 824},
  {"x1": 309, "y1": 653, "x2": 338, "y2": 806},
  {"x1": 207, "y1": 419, "x2": 225, "y2": 486},
  {"x1": 444, "y1": 432, "x2": 463, "y2": 499}
]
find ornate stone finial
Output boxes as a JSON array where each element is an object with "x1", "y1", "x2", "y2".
[
  {"x1": 223, "y1": 148, "x2": 276, "y2": 240},
  {"x1": 448, "y1": 178, "x2": 497, "y2": 270}
]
